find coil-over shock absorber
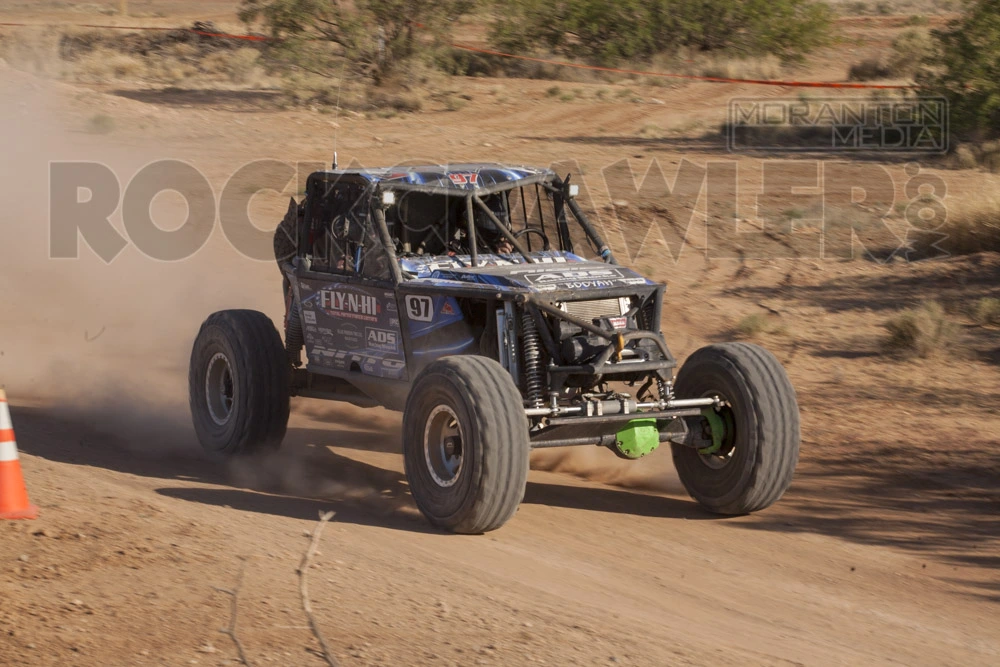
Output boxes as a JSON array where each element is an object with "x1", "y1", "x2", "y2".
[
  {"x1": 285, "y1": 299, "x2": 304, "y2": 367},
  {"x1": 520, "y1": 309, "x2": 545, "y2": 409}
]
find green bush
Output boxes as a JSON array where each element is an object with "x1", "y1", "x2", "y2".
[
  {"x1": 888, "y1": 29, "x2": 933, "y2": 77},
  {"x1": 488, "y1": 0, "x2": 834, "y2": 65},
  {"x1": 239, "y1": 0, "x2": 474, "y2": 81},
  {"x1": 918, "y1": 0, "x2": 1000, "y2": 139}
]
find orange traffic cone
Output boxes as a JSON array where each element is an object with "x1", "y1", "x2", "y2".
[{"x1": 0, "y1": 390, "x2": 38, "y2": 520}]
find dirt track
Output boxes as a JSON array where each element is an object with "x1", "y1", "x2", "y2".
[{"x1": 1, "y1": 15, "x2": 1000, "y2": 665}]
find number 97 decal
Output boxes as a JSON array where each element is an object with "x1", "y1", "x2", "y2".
[{"x1": 405, "y1": 295, "x2": 434, "y2": 322}]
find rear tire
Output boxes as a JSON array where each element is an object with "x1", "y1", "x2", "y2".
[
  {"x1": 403, "y1": 356, "x2": 529, "y2": 533},
  {"x1": 189, "y1": 310, "x2": 290, "y2": 458},
  {"x1": 672, "y1": 343, "x2": 799, "y2": 514}
]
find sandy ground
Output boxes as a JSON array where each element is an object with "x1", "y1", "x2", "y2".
[{"x1": 1, "y1": 5, "x2": 999, "y2": 665}]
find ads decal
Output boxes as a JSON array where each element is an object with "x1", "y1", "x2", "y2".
[{"x1": 365, "y1": 327, "x2": 399, "y2": 353}]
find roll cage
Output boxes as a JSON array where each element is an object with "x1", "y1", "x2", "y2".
[{"x1": 296, "y1": 168, "x2": 616, "y2": 282}]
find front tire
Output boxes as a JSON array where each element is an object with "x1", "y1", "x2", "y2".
[
  {"x1": 672, "y1": 343, "x2": 799, "y2": 514},
  {"x1": 189, "y1": 310, "x2": 290, "y2": 458},
  {"x1": 403, "y1": 356, "x2": 529, "y2": 534}
]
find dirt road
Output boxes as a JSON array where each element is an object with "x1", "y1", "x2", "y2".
[{"x1": 1, "y1": 37, "x2": 999, "y2": 666}]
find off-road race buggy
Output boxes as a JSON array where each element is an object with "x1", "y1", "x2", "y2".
[{"x1": 189, "y1": 163, "x2": 800, "y2": 533}]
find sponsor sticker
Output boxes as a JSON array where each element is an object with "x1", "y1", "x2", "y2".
[
  {"x1": 318, "y1": 288, "x2": 381, "y2": 322},
  {"x1": 366, "y1": 327, "x2": 399, "y2": 352},
  {"x1": 405, "y1": 295, "x2": 434, "y2": 322}
]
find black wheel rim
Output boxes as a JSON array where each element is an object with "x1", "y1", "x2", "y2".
[
  {"x1": 206, "y1": 352, "x2": 235, "y2": 426},
  {"x1": 423, "y1": 405, "x2": 464, "y2": 488}
]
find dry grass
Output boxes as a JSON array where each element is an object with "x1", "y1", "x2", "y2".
[
  {"x1": 972, "y1": 297, "x2": 1000, "y2": 326},
  {"x1": 0, "y1": 27, "x2": 66, "y2": 77},
  {"x1": 734, "y1": 313, "x2": 786, "y2": 339},
  {"x1": 71, "y1": 43, "x2": 273, "y2": 88},
  {"x1": 0, "y1": 27, "x2": 279, "y2": 92},
  {"x1": 637, "y1": 123, "x2": 665, "y2": 139},
  {"x1": 85, "y1": 113, "x2": 115, "y2": 135},
  {"x1": 73, "y1": 49, "x2": 146, "y2": 82},
  {"x1": 948, "y1": 141, "x2": 1000, "y2": 173},
  {"x1": 647, "y1": 51, "x2": 784, "y2": 82},
  {"x1": 938, "y1": 200, "x2": 1000, "y2": 256},
  {"x1": 882, "y1": 301, "x2": 958, "y2": 357}
]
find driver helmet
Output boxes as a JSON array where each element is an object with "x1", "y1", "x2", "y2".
[{"x1": 473, "y1": 194, "x2": 511, "y2": 245}]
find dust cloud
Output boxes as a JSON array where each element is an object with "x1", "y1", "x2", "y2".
[
  {"x1": 0, "y1": 66, "x2": 273, "y2": 457},
  {"x1": 0, "y1": 64, "x2": 678, "y2": 498},
  {"x1": 531, "y1": 447, "x2": 683, "y2": 494}
]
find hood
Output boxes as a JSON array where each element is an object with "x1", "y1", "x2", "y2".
[{"x1": 400, "y1": 252, "x2": 656, "y2": 292}]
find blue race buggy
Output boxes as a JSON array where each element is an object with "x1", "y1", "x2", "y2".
[{"x1": 189, "y1": 163, "x2": 800, "y2": 533}]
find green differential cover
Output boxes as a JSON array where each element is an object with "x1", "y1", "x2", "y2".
[{"x1": 615, "y1": 418, "x2": 660, "y2": 459}]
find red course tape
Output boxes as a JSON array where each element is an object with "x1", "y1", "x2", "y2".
[{"x1": 0, "y1": 21, "x2": 916, "y2": 89}]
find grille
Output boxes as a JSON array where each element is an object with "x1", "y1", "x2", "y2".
[{"x1": 561, "y1": 297, "x2": 628, "y2": 322}]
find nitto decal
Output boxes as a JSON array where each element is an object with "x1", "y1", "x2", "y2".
[
  {"x1": 366, "y1": 327, "x2": 399, "y2": 352},
  {"x1": 406, "y1": 295, "x2": 434, "y2": 322},
  {"x1": 318, "y1": 289, "x2": 381, "y2": 322}
]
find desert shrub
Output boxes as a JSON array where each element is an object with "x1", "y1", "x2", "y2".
[
  {"x1": 882, "y1": 301, "x2": 958, "y2": 357},
  {"x1": 200, "y1": 47, "x2": 265, "y2": 85},
  {"x1": 848, "y1": 57, "x2": 893, "y2": 81},
  {"x1": 367, "y1": 88, "x2": 423, "y2": 112},
  {"x1": 888, "y1": 29, "x2": 933, "y2": 77},
  {"x1": 488, "y1": 0, "x2": 834, "y2": 66},
  {"x1": 86, "y1": 113, "x2": 116, "y2": 134},
  {"x1": 734, "y1": 313, "x2": 785, "y2": 338},
  {"x1": 918, "y1": 0, "x2": 1000, "y2": 140},
  {"x1": 972, "y1": 297, "x2": 1000, "y2": 325},
  {"x1": 239, "y1": 0, "x2": 475, "y2": 82},
  {"x1": 936, "y1": 200, "x2": 1000, "y2": 255},
  {"x1": 952, "y1": 143, "x2": 979, "y2": 169}
]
